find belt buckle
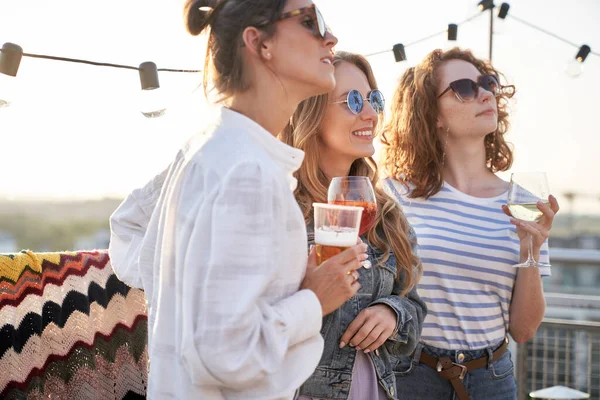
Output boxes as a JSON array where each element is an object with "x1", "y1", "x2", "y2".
[
  {"x1": 454, "y1": 363, "x2": 467, "y2": 380},
  {"x1": 436, "y1": 361, "x2": 468, "y2": 380}
]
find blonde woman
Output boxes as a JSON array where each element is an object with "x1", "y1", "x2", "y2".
[{"x1": 280, "y1": 51, "x2": 426, "y2": 400}]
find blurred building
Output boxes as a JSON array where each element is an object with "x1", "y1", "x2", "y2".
[
  {"x1": 73, "y1": 228, "x2": 110, "y2": 251},
  {"x1": 0, "y1": 231, "x2": 17, "y2": 253}
]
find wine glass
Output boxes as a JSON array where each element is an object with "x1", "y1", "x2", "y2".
[
  {"x1": 507, "y1": 172, "x2": 551, "y2": 268},
  {"x1": 328, "y1": 176, "x2": 377, "y2": 269}
]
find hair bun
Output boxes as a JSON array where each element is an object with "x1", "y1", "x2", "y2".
[{"x1": 184, "y1": 0, "x2": 219, "y2": 36}]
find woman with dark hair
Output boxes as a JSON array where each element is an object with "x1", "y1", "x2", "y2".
[
  {"x1": 281, "y1": 51, "x2": 426, "y2": 400},
  {"x1": 109, "y1": 1, "x2": 369, "y2": 398},
  {"x1": 381, "y1": 47, "x2": 559, "y2": 399}
]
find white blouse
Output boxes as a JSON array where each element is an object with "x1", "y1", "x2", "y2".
[{"x1": 109, "y1": 107, "x2": 324, "y2": 399}]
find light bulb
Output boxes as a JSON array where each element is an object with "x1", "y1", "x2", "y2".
[
  {"x1": 140, "y1": 87, "x2": 167, "y2": 118},
  {"x1": 565, "y1": 59, "x2": 583, "y2": 78},
  {"x1": 138, "y1": 61, "x2": 167, "y2": 118},
  {"x1": 0, "y1": 73, "x2": 17, "y2": 108},
  {"x1": 0, "y1": 42, "x2": 23, "y2": 108}
]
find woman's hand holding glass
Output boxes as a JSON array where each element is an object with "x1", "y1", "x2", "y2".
[
  {"x1": 301, "y1": 242, "x2": 368, "y2": 316},
  {"x1": 502, "y1": 172, "x2": 560, "y2": 267},
  {"x1": 502, "y1": 196, "x2": 559, "y2": 264},
  {"x1": 302, "y1": 203, "x2": 367, "y2": 316}
]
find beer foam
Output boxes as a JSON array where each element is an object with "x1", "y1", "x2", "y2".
[{"x1": 315, "y1": 226, "x2": 358, "y2": 247}]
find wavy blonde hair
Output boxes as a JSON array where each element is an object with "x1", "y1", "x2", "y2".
[
  {"x1": 280, "y1": 51, "x2": 420, "y2": 295},
  {"x1": 381, "y1": 47, "x2": 515, "y2": 199}
]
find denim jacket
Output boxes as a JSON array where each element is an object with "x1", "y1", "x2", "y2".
[{"x1": 298, "y1": 223, "x2": 427, "y2": 400}]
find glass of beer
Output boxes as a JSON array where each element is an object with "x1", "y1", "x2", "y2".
[
  {"x1": 328, "y1": 176, "x2": 377, "y2": 236},
  {"x1": 313, "y1": 203, "x2": 363, "y2": 265}
]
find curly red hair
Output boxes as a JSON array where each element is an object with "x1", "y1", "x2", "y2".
[{"x1": 381, "y1": 47, "x2": 515, "y2": 199}]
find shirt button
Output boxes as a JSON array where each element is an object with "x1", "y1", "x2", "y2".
[
  {"x1": 375, "y1": 349, "x2": 380, "y2": 356},
  {"x1": 457, "y1": 353, "x2": 465, "y2": 363},
  {"x1": 390, "y1": 387, "x2": 395, "y2": 396}
]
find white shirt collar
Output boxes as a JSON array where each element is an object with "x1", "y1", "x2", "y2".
[{"x1": 219, "y1": 107, "x2": 304, "y2": 189}]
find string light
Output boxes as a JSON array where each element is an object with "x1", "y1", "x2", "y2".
[
  {"x1": 364, "y1": 4, "x2": 598, "y2": 75},
  {"x1": 493, "y1": 3, "x2": 510, "y2": 34},
  {"x1": 498, "y1": 3, "x2": 510, "y2": 19},
  {"x1": 1, "y1": 4, "x2": 598, "y2": 109},
  {"x1": 566, "y1": 45, "x2": 591, "y2": 78},
  {"x1": 447, "y1": 24, "x2": 458, "y2": 41},
  {"x1": 139, "y1": 61, "x2": 166, "y2": 118},
  {"x1": 0, "y1": 42, "x2": 201, "y2": 115},
  {"x1": 0, "y1": 43, "x2": 23, "y2": 108},
  {"x1": 576, "y1": 44, "x2": 591, "y2": 62},
  {"x1": 365, "y1": 11, "x2": 483, "y2": 61},
  {"x1": 506, "y1": 15, "x2": 597, "y2": 77},
  {"x1": 478, "y1": 0, "x2": 495, "y2": 12},
  {"x1": 392, "y1": 44, "x2": 407, "y2": 62}
]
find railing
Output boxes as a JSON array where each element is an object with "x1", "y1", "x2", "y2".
[
  {"x1": 513, "y1": 248, "x2": 600, "y2": 399},
  {"x1": 516, "y1": 318, "x2": 600, "y2": 399}
]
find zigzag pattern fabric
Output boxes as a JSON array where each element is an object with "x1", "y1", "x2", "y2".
[{"x1": 0, "y1": 250, "x2": 148, "y2": 399}]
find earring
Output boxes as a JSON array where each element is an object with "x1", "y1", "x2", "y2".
[{"x1": 265, "y1": 52, "x2": 271, "y2": 59}]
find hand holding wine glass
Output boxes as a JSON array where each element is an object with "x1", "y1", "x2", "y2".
[
  {"x1": 502, "y1": 172, "x2": 560, "y2": 268},
  {"x1": 328, "y1": 176, "x2": 377, "y2": 269}
]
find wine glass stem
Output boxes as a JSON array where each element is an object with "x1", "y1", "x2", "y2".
[{"x1": 525, "y1": 234, "x2": 537, "y2": 266}]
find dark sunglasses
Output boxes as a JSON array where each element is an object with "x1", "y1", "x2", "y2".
[
  {"x1": 332, "y1": 89, "x2": 385, "y2": 115},
  {"x1": 438, "y1": 74, "x2": 511, "y2": 102},
  {"x1": 258, "y1": 4, "x2": 329, "y2": 39}
]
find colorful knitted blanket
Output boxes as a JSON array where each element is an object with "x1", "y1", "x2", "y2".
[{"x1": 0, "y1": 250, "x2": 148, "y2": 399}]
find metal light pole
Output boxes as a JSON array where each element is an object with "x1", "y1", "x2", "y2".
[
  {"x1": 489, "y1": 6, "x2": 494, "y2": 61},
  {"x1": 478, "y1": 0, "x2": 496, "y2": 61}
]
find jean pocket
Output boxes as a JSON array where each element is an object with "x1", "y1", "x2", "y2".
[
  {"x1": 392, "y1": 355, "x2": 415, "y2": 377},
  {"x1": 490, "y1": 351, "x2": 514, "y2": 380}
]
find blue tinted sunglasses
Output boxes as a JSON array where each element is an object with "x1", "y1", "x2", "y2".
[{"x1": 332, "y1": 89, "x2": 385, "y2": 115}]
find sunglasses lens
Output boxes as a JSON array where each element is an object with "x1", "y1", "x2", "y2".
[
  {"x1": 451, "y1": 79, "x2": 477, "y2": 101},
  {"x1": 480, "y1": 75, "x2": 500, "y2": 95},
  {"x1": 369, "y1": 90, "x2": 385, "y2": 114},
  {"x1": 347, "y1": 90, "x2": 363, "y2": 114},
  {"x1": 316, "y1": 8, "x2": 326, "y2": 37}
]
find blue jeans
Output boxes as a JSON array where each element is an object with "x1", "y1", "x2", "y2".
[{"x1": 393, "y1": 341, "x2": 517, "y2": 400}]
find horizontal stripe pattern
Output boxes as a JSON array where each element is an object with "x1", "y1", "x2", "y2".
[{"x1": 386, "y1": 178, "x2": 551, "y2": 350}]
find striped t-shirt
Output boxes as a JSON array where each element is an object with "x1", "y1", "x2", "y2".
[{"x1": 385, "y1": 178, "x2": 550, "y2": 350}]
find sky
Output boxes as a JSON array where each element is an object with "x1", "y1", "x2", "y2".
[{"x1": 1, "y1": 0, "x2": 599, "y2": 213}]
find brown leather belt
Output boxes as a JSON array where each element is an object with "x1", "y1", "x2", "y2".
[{"x1": 417, "y1": 337, "x2": 509, "y2": 400}]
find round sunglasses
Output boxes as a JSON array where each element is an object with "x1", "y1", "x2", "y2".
[
  {"x1": 332, "y1": 89, "x2": 385, "y2": 115},
  {"x1": 438, "y1": 74, "x2": 508, "y2": 102}
]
